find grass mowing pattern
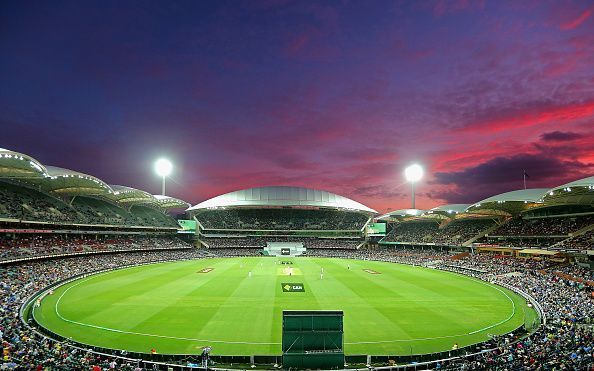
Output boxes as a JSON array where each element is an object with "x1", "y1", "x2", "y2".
[{"x1": 34, "y1": 257, "x2": 537, "y2": 356}]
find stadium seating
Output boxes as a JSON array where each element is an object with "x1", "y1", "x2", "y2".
[
  {"x1": 201, "y1": 236, "x2": 362, "y2": 249},
  {"x1": 381, "y1": 218, "x2": 497, "y2": 246},
  {"x1": 480, "y1": 214, "x2": 594, "y2": 249},
  {"x1": 0, "y1": 181, "x2": 179, "y2": 229},
  {"x1": 196, "y1": 208, "x2": 369, "y2": 231},
  {"x1": 489, "y1": 215, "x2": 594, "y2": 236},
  {"x1": 0, "y1": 235, "x2": 190, "y2": 262}
]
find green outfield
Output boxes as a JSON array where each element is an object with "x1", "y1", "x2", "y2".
[{"x1": 33, "y1": 257, "x2": 538, "y2": 356}]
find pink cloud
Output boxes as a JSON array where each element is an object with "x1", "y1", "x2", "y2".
[{"x1": 560, "y1": 5, "x2": 593, "y2": 30}]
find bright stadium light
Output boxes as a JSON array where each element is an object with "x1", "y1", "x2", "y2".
[
  {"x1": 404, "y1": 164, "x2": 423, "y2": 209},
  {"x1": 154, "y1": 158, "x2": 173, "y2": 196}
]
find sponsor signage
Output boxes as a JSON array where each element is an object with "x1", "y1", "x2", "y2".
[{"x1": 281, "y1": 283, "x2": 305, "y2": 292}]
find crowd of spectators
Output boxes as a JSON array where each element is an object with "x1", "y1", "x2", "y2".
[
  {"x1": 0, "y1": 235, "x2": 191, "y2": 261},
  {"x1": 2, "y1": 237, "x2": 593, "y2": 370},
  {"x1": 381, "y1": 214, "x2": 594, "y2": 251},
  {"x1": 431, "y1": 219, "x2": 497, "y2": 245},
  {"x1": 381, "y1": 219, "x2": 496, "y2": 246},
  {"x1": 1, "y1": 249, "x2": 207, "y2": 370},
  {"x1": 554, "y1": 229, "x2": 594, "y2": 251},
  {"x1": 382, "y1": 220, "x2": 440, "y2": 243},
  {"x1": 201, "y1": 236, "x2": 362, "y2": 250},
  {"x1": 490, "y1": 215, "x2": 594, "y2": 237},
  {"x1": 0, "y1": 184, "x2": 77, "y2": 223},
  {"x1": 196, "y1": 208, "x2": 369, "y2": 231},
  {"x1": 0, "y1": 182, "x2": 179, "y2": 228}
]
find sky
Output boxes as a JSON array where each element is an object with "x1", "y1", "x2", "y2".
[{"x1": 1, "y1": 0, "x2": 593, "y2": 213}]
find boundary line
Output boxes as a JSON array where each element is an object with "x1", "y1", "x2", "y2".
[{"x1": 42, "y1": 260, "x2": 517, "y2": 347}]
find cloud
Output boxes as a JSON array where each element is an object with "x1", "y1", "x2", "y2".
[
  {"x1": 560, "y1": 5, "x2": 593, "y2": 30},
  {"x1": 540, "y1": 131, "x2": 584, "y2": 142},
  {"x1": 430, "y1": 154, "x2": 593, "y2": 204},
  {"x1": 457, "y1": 100, "x2": 594, "y2": 134}
]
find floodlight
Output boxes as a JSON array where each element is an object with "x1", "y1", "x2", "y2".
[
  {"x1": 404, "y1": 163, "x2": 424, "y2": 209},
  {"x1": 155, "y1": 158, "x2": 173, "y2": 177},
  {"x1": 404, "y1": 164, "x2": 423, "y2": 182},
  {"x1": 154, "y1": 158, "x2": 173, "y2": 196}
]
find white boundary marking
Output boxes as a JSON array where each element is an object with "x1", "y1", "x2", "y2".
[{"x1": 42, "y1": 260, "x2": 517, "y2": 346}]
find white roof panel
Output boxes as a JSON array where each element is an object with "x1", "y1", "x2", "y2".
[{"x1": 188, "y1": 186, "x2": 376, "y2": 214}]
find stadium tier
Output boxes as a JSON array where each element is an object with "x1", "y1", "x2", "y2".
[
  {"x1": 0, "y1": 235, "x2": 191, "y2": 262},
  {"x1": 189, "y1": 186, "x2": 375, "y2": 250},
  {"x1": 196, "y1": 208, "x2": 369, "y2": 231},
  {"x1": 381, "y1": 218, "x2": 498, "y2": 246},
  {"x1": 0, "y1": 180, "x2": 182, "y2": 228},
  {"x1": 201, "y1": 236, "x2": 363, "y2": 249}
]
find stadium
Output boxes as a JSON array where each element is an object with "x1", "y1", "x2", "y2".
[{"x1": 1, "y1": 147, "x2": 593, "y2": 370}]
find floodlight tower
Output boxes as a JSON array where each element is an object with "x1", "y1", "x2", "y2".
[
  {"x1": 154, "y1": 158, "x2": 173, "y2": 196},
  {"x1": 404, "y1": 164, "x2": 423, "y2": 209}
]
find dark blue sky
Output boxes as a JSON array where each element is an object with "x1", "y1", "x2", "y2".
[{"x1": 1, "y1": 0, "x2": 593, "y2": 212}]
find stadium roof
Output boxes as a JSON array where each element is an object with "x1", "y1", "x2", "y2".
[
  {"x1": 541, "y1": 176, "x2": 594, "y2": 206},
  {"x1": 377, "y1": 209, "x2": 425, "y2": 220},
  {"x1": 107, "y1": 185, "x2": 157, "y2": 206},
  {"x1": 466, "y1": 188, "x2": 548, "y2": 216},
  {"x1": 187, "y1": 186, "x2": 377, "y2": 214},
  {"x1": 0, "y1": 148, "x2": 47, "y2": 178},
  {"x1": 36, "y1": 166, "x2": 112, "y2": 195},
  {"x1": 153, "y1": 195, "x2": 191, "y2": 209},
  {"x1": 421, "y1": 204, "x2": 470, "y2": 220}
]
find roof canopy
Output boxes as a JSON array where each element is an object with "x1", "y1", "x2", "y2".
[
  {"x1": 153, "y1": 195, "x2": 191, "y2": 209},
  {"x1": 424, "y1": 204, "x2": 470, "y2": 219},
  {"x1": 466, "y1": 189, "x2": 548, "y2": 216},
  {"x1": 0, "y1": 148, "x2": 47, "y2": 179},
  {"x1": 188, "y1": 186, "x2": 377, "y2": 214},
  {"x1": 106, "y1": 185, "x2": 157, "y2": 206},
  {"x1": 35, "y1": 166, "x2": 112, "y2": 196},
  {"x1": 542, "y1": 176, "x2": 594, "y2": 206},
  {"x1": 377, "y1": 209, "x2": 425, "y2": 221},
  {"x1": 0, "y1": 147, "x2": 186, "y2": 212}
]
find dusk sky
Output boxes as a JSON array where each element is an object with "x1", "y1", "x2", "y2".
[{"x1": 1, "y1": 0, "x2": 593, "y2": 213}]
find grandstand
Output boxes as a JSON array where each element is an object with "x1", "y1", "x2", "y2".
[
  {"x1": 188, "y1": 186, "x2": 376, "y2": 251},
  {"x1": 378, "y1": 180, "x2": 594, "y2": 254}
]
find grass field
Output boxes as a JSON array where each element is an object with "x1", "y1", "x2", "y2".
[{"x1": 33, "y1": 257, "x2": 538, "y2": 356}]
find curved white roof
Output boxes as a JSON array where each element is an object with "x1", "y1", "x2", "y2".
[
  {"x1": 377, "y1": 209, "x2": 425, "y2": 219},
  {"x1": 0, "y1": 148, "x2": 47, "y2": 178},
  {"x1": 469, "y1": 189, "x2": 548, "y2": 207},
  {"x1": 428, "y1": 204, "x2": 470, "y2": 214},
  {"x1": 188, "y1": 186, "x2": 377, "y2": 214},
  {"x1": 548, "y1": 176, "x2": 594, "y2": 191},
  {"x1": 153, "y1": 194, "x2": 191, "y2": 209}
]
